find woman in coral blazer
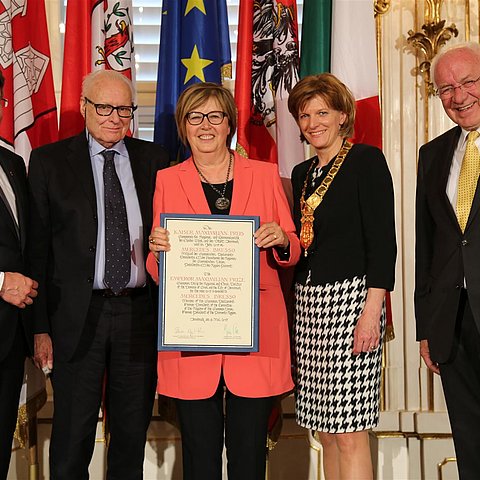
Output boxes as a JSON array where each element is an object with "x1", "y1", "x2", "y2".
[{"x1": 146, "y1": 83, "x2": 300, "y2": 480}]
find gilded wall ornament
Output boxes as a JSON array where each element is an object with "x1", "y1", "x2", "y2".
[{"x1": 407, "y1": 1, "x2": 458, "y2": 96}]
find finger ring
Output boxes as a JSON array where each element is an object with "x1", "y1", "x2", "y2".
[
  {"x1": 274, "y1": 234, "x2": 277, "y2": 239},
  {"x1": 149, "y1": 238, "x2": 155, "y2": 244},
  {"x1": 370, "y1": 345, "x2": 376, "y2": 351}
]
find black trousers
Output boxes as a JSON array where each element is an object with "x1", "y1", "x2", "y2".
[
  {"x1": 439, "y1": 290, "x2": 480, "y2": 480},
  {"x1": 175, "y1": 379, "x2": 274, "y2": 480},
  {"x1": 0, "y1": 323, "x2": 26, "y2": 480},
  {"x1": 49, "y1": 291, "x2": 157, "y2": 480}
]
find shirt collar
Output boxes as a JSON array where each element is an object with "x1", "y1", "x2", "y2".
[
  {"x1": 86, "y1": 130, "x2": 128, "y2": 158},
  {"x1": 459, "y1": 128, "x2": 480, "y2": 148}
]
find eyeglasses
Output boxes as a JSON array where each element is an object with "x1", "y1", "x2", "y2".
[
  {"x1": 186, "y1": 111, "x2": 227, "y2": 125},
  {"x1": 435, "y1": 76, "x2": 480, "y2": 99},
  {"x1": 84, "y1": 97, "x2": 137, "y2": 118},
  {"x1": 0, "y1": 97, "x2": 8, "y2": 108}
]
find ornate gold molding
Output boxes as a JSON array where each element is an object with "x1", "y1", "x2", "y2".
[
  {"x1": 374, "y1": 0, "x2": 391, "y2": 17},
  {"x1": 407, "y1": 1, "x2": 458, "y2": 96},
  {"x1": 374, "y1": 0, "x2": 391, "y2": 151}
]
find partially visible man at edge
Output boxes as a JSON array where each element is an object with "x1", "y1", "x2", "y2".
[
  {"x1": 415, "y1": 42, "x2": 480, "y2": 479},
  {"x1": 29, "y1": 69, "x2": 169, "y2": 479},
  {"x1": 0, "y1": 69, "x2": 38, "y2": 479}
]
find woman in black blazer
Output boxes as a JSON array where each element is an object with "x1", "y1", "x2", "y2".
[{"x1": 288, "y1": 73, "x2": 396, "y2": 480}]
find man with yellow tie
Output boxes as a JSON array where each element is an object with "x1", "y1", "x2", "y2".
[{"x1": 415, "y1": 42, "x2": 480, "y2": 479}]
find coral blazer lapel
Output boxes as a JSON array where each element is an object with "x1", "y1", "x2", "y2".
[
  {"x1": 178, "y1": 158, "x2": 211, "y2": 214},
  {"x1": 179, "y1": 152, "x2": 254, "y2": 216},
  {"x1": 230, "y1": 152, "x2": 253, "y2": 216}
]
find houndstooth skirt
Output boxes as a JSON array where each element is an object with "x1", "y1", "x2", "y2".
[{"x1": 293, "y1": 275, "x2": 385, "y2": 433}]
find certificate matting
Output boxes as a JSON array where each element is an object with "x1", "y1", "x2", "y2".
[{"x1": 158, "y1": 214, "x2": 259, "y2": 352}]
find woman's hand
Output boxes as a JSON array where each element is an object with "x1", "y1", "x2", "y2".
[
  {"x1": 149, "y1": 226, "x2": 170, "y2": 261},
  {"x1": 352, "y1": 288, "x2": 385, "y2": 355},
  {"x1": 254, "y1": 222, "x2": 289, "y2": 249}
]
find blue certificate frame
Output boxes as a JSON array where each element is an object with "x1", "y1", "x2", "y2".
[{"x1": 157, "y1": 213, "x2": 260, "y2": 352}]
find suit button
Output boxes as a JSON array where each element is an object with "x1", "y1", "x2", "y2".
[
  {"x1": 462, "y1": 239, "x2": 468, "y2": 246},
  {"x1": 456, "y1": 284, "x2": 462, "y2": 289},
  {"x1": 93, "y1": 214, "x2": 97, "y2": 221},
  {"x1": 87, "y1": 277, "x2": 94, "y2": 284},
  {"x1": 89, "y1": 245, "x2": 96, "y2": 253}
]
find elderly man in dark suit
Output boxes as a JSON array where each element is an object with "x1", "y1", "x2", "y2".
[
  {"x1": 30, "y1": 69, "x2": 169, "y2": 479},
  {"x1": 415, "y1": 42, "x2": 480, "y2": 479},
  {"x1": 0, "y1": 70, "x2": 38, "y2": 479}
]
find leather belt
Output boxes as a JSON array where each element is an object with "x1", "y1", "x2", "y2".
[{"x1": 92, "y1": 287, "x2": 147, "y2": 298}]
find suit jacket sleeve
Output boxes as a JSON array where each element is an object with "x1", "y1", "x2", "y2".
[
  {"x1": 415, "y1": 146, "x2": 434, "y2": 340},
  {"x1": 27, "y1": 149, "x2": 51, "y2": 334},
  {"x1": 358, "y1": 147, "x2": 396, "y2": 290},
  {"x1": 146, "y1": 170, "x2": 165, "y2": 284}
]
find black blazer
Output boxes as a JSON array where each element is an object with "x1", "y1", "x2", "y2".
[
  {"x1": 0, "y1": 146, "x2": 31, "y2": 362},
  {"x1": 27, "y1": 133, "x2": 169, "y2": 362},
  {"x1": 415, "y1": 126, "x2": 480, "y2": 362},
  {"x1": 291, "y1": 143, "x2": 396, "y2": 290}
]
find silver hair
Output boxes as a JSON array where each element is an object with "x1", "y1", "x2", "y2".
[
  {"x1": 81, "y1": 70, "x2": 135, "y2": 103},
  {"x1": 431, "y1": 42, "x2": 480, "y2": 86}
]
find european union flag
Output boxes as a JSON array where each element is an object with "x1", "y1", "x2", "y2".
[{"x1": 154, "y1": 0, "x2": 231, "y2": 161}]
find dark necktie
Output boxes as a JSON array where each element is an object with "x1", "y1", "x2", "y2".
[{"x1": 102, "y1": 150, "x2": 131, "y2": 294}]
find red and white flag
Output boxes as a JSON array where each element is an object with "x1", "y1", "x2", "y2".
[
  {"x1": 331, "y1": 0, "x2": 381, "y2": 149},
  {"x1": 235, "y1": 0, "x2": 304, "y2": 180},
  {"x1": 0, "y1": 0, "x2": 58, "y2": 162},
  {"x1": 59, "y1": 0, "x2": 136, "y2": 140}
]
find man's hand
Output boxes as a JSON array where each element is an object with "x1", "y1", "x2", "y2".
[
  {"x1": 420, "y1": 339, "x2": 440, "y2": 374},
  {"x1": 0, "y1": 272, "x2": 38, "y2": 308},
  {"x1": 34, "y1": 333, "x2": 53, "y2": 373}
]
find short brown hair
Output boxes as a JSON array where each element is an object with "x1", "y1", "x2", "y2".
[
  {"x1": 288, "y1": 73, "x2": 356, "y2": 140},
  {"x1": 175, "y1": 82, "x2": 237, "y2": 149}
]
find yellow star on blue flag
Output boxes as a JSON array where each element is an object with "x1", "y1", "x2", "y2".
[
  {"x1": 181, "y1": 45, "x2": 213, "y2": 83},
  {"x1": 185, "y1": 0, "x2": 206, "y2": 15},
  {"x1": 155, "y1": 0, "x2": 231, "y2": 161}
]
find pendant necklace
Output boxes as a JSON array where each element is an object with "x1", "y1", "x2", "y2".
[{"x1": 194, "y1": 152, "x2": 233, "y2": 210}]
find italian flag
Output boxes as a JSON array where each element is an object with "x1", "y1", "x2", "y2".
[
  {"x1": 59, "y1": 0, "x2": 136, "y2": 140},
  {"x1": 301, "y1": 0, "x2": 393, "y2": 338},
  {"x1": 301, "y1": 0, "x2": 381, "y2": 149}
]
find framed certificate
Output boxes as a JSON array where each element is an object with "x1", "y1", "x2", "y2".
[{"x1": 157, "y1": 213, "x2": 260, "y2": 352}]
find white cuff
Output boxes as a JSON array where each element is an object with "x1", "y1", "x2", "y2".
[{"x1": 0, "y1": 272, "x2": 4, "y2": 291}]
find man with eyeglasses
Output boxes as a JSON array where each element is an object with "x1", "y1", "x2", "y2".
[
  {"x1": 28, "y1": 69, "x2": 169, "y2": 479},
  {"x1": 415, "y1": 42, "x2": 480, "y2": 479},
  {"x1": 0, "y1": 70, "x2": 38, "y2": 479}
]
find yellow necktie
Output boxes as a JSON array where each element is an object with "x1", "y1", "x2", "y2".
[{"x1": 457, "y1": 130, "x2": 480, "y2": 232}]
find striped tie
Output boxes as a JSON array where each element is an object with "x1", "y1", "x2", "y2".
[{"x1": 457, "y1": 130, "x2": 480, "y2": 233}]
